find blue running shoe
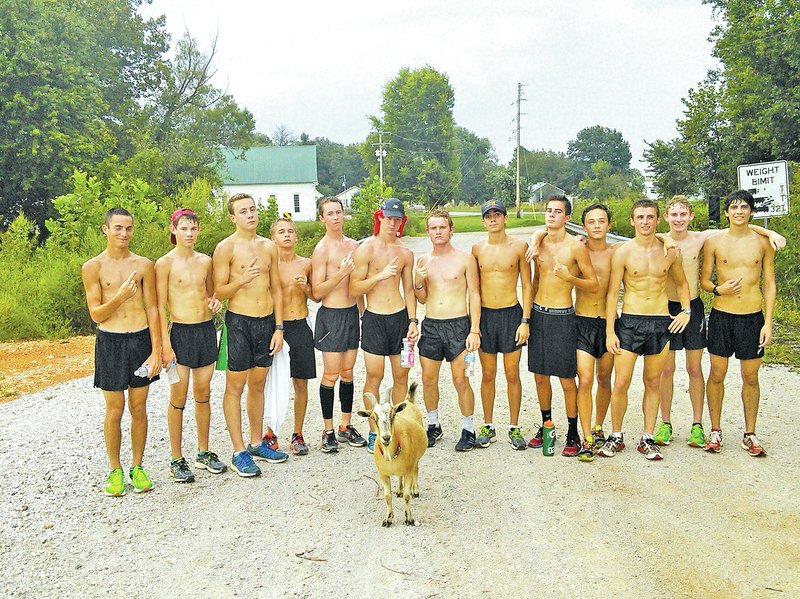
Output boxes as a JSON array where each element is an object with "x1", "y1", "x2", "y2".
[
  {"x1": 231, "y1": 451, "x2": 261, "y2": 478},
  {"x1": 367, "y1": 431, "x2": 377, "y2": 454},
  {"x1": 248, "y1": 441, "x2": 289, "y2": 464}
]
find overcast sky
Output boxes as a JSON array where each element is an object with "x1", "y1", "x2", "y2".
[{"x1": 139, "y1": 0, "x2": 720, "y2": 171}]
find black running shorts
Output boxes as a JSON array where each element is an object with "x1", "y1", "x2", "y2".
[
  {"x1": 615, "y1": 313, "x2": 672, "y2": 356},
  {"x1": 94, "y1": 328, "x2": 160, "y2": 391},
  {"x1": 170, "y1": 320, "x2": 218, "y2": 369},
  {"x1": 576, "y1": 316, "x2": 607, "y2": 359},
  {"x1": 361, "y1": 309, "x2": 409, "y2": 356},
  {"x1": 527, "y1": 304, "x2": 577, "y2": 378},
  {"x1": 314, "y1": 305, "x2": 359, "y2": 353},
  {"x1": 225, "y1": 311, "x2": 275, "y2": 371},
  {"x1": 707, "y1": 309, "x2": 765, "y2": 360},
  {"x1": 480, "y1": 304, "x2": 524, "y2": 355},
  {"x1": 284, "y1": 318, "x2": 317, "y2": 379},
  {"x1": 418, "y1": 316, "x2": 470, "y2": 362},
  {"x1": 668, "y1": 296, "x2": 707, "y2": 351}
]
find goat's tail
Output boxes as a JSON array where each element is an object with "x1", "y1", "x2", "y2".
[{"x1": 407, "y1": 381, "x2": 418, "y2": 404}]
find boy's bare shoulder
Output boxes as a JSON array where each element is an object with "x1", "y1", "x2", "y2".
[{"x1": 155, "y1": 249, "x2": 176, "y2": 268}]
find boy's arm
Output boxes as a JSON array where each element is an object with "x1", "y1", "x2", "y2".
[
  {"x1": 81, "y1": 261, "x2": 135, "y2": 324},
  {"x1": 700, "y1": 239, "x2": 717, "y2": 294},
  {"x1": 349, "y1": 246, "x2": 398, "y2": 296},
  {"x1": 302, "y1": 260, "x2": 318, "y2": 303},
  {"x1": 212, "y1": 242, "x2": 254, "y2": 300},
  {"x1": 268, "y1": 243, "x2": 284, "y2": 354},
  {"x1": 517, "y1": 243, "x2": 533, "y2": 346},
  {"x1": 205, "y1": 259, "x2": 221, "y2": 314},
  {"x1": 465, "y1": 253, "x2": 481, "y2": 352},
  {"x1": 401, "y1": 250, "x2": 419, "y2": 341},
  {"x1": 761, "y1": 240, "x2": 776, "y2": 348},
  {"x1": 750, "y1": 224, "x2": 786, "y2": 251},
  {"x1": 556, "y1": 243, "x2": 599, "y2": 292},
  {"x1": 525, "y1": 228, "x2": 547, "y2": 262},
  {"x1": 605, "y1": 247, "x2": 625, "y2": 354},
  {"x1": 414, "y1": 255, "x2": 429, "y2": 304},
  {"x1": 667, "y1": 257, "x2": 691, "y2": 333},
  {"x1": 155, "y1": 257, "x2": 175, "y2": 365},
  {"x1": 141, "y1": 260, "x2": 163, "y2": 377}
]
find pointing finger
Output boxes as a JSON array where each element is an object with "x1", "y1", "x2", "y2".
[
  {"x1": 389, "y1": 256, "x2": 399, "y2": 265},
  {"x1": 126, "y1": 271, "x2": 137, "y2": 283},
  {"x1": 249, "y1": 257, "x2": 258, "y2": 267}
]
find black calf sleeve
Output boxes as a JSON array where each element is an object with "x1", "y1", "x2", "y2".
[
  {"x1": 339, "y1": 381, "x2": 354, "y2": 414},
  {"x1": 320, "y1": 384, "x2": 335, "y2": 420}
]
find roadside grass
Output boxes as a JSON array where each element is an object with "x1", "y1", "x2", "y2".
[{"x1": 767, "y1": 305, "x2": 800, "y2": 370}]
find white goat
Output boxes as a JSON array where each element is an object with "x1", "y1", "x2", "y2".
[{"x1": 358, "y1": 382, "x2": 427, "y2": 526}]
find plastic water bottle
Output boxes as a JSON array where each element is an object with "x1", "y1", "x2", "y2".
[
  {"x1": 134, "y1": 363, "x2": 150, "y2": 378},
  {"x1": 542, "y1": 420, "x2": 556, "y2": 456},
  {"x1": 167, "y1": 360, "x2": 180, "y2": 385},
  {"x1": 400, "y1": 338, "x2": 415, "y2": 368},
  {"x1": 465, "y1": 351, "x2": 476, "y2": 377}
]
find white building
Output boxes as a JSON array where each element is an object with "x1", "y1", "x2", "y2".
[
  {"x1": 220, "y1": 146, "x2": 321, "y2": 221},
  {"x1": 335, "y1": 185, "x2": 361, "y2": 210}
]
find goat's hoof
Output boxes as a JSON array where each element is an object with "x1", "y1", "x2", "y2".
[
  {"x1": 382, "y1": 519, "x2": 393, "y2": 527},
  {"x1": 412, "y1": 492, "x2": 420, "y2": 498},
  {"x1": 395, "y1": 491, "x2": 403, "y2": 497},
  {"x1": 404, "y1": 518, "x2": 415, "y2": 526}
]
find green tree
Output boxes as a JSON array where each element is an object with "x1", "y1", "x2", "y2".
[
  {"x1": 578, "y1": 160, "x2": 642, "y2": 201},
  {"x1": 363, "y1": 66, "x2": 460, "y2": 206},
  {"x1": 643, "y1": 138, "x2": 700, "y2": 198},
  {"x1": 310, "y1": 137, "x2": 369, "y2": 197},
  {"x1": 455, "y1": 127, "x2": 498, "y2": 204},
  {"x1": 347, "y1": 176, "x2": 394, "y2": 240},
  {"x1": 567, "y1": 125, "x2": 633, "y2": 173},
  {"x1": 514, "y1": 147, "x2": 584, "y2": 194}
]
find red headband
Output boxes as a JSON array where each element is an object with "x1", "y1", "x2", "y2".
[{"x1": 372, "y1": 209, "x2": 408, "y2": 238}]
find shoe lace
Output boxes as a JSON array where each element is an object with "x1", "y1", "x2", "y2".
[
  {"x1": 510, "y1": 428, "x2": 523, "y2": 440},
  {"x1": 346, "y1": 425, "x2": 361, "y2": 438},
  {"x1": 745, "y1": 433, "x2": 762, "y2": 448}
]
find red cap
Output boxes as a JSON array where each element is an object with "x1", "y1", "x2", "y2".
[{"x1": 170, "y1": 208, "x2": 197, "y2": 244}]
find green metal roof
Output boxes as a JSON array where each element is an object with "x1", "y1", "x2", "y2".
[{"x1": 221, "y1": 146, "x2": 318, "y2": 184}]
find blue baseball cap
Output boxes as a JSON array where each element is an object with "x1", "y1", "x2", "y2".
[
  {"x1": 481, "y1": 199, "x2": 507, "y2": 217},
  {"x1": 380, "y1": 198, "x2": 405, "y2": 218}
]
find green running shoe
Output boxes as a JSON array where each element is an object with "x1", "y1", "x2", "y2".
[
  {"x1": 129, "y1": 465, "x2": 154, "y2": 493},
  {"x1": 104, "y1": 468, "x2": 125, "y2": 497},
  {"x1": 592, "y1": 425, "x2": 606, "y2": 451},
  {"x1": 476, "y1": 425, "x2": 496, "y2": 448},
  {"x1": 508, "y1": 427, "x2": 527, "y2": 450},
  {"x1": 687, "y1": 423, "x2": 707, "y2": 448},
  {"x1": 653, "y1": 422, "x2": 673, "y2": 446}
]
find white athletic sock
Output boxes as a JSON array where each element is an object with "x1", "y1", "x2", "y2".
[
  {"x1": 428, "y1": 410, "x2": 439, "y2": 426},
  {"x1": 508, "y1": 425, "x2": 519, "y2": 431},
  {"x1": 462, "y1": 415, "x2": 474, "y2": 433},
  {"x1": 485, "y1": 422, "x2": 494, "y2": 429},
  {"x1": 642, "y1": 432, "x2": 653, "y2": 442}
]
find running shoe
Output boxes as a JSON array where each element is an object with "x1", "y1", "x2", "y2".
[
  {"x1": 367, "y1": 431, "x2": 377, "y2": 454},
  {"x1": 577, "y1": 440, "x2": 595, "y2": 462},
  {"x1": 321, "y1": 429, "x2": 339, "y2": 453},
  {"x1": 705, "y1": 429, "x2": 722, "y2": 453},
  {"x1": 476, "y1": 425, "x2": 497, "y2": 448},
  {"x1": 687, "y1": 423, "x2": 707, "y2": 448},
  {"x1": 598, "y1": 434, "x2": 625, "y2": 458},
  {"x1": 637, "y1": 437, "x2": 663, "y2": 461},
  {"x1": 169, "y1": 457, "x2": 195, "y2": 483},
  {"x1": 455, "y1": 429, "x2": 476, "y2": 452},
  {"x1": 231, "y1": 450, "x2": 261, "y2": 477},
  {"x1": 290, "y1": 433, "x2": 309, "y2": 456},
  {"x1": 247, "y1": 441, "x2": 289, "y2": 464},
  {"x1": 592, "y1": 425, "x2": 606, "y2": 451},
  {"x1": 527, "y1": 426, "x2": 545, "y2": 449},
  {"x1": 426, "y1": 424, "x2": 443, "y2": 448},
  {"x1": 741, "y1": 433, "x2": 767, "y2": 457},
  {"x1": 262, "y1": 431, "x2": 279, "y2": 450},
  {"x1": 562, "y1": 436, "x2": 580, "y2": 457},
  {"x1": 129, "y1": 465, "x2": 154, "y2": 493},
  {"x1": 104, "y1": 468, "x2": 125, "y2": 497},
  {"x1": 654, "y1": 422, "x2": 673, "y2": 446},
  {"x1": 508, "y1": 427, "x2": 527, "y2": 450},
  {"x1": 337, "y1": 425, "x2": 368, "y2": 447},
  {"x1": 195, "y1": 450, "x2": 227, "y2": 474}
]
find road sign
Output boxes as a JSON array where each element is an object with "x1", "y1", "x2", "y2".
[{"x1": 736, "y1": 160, "x2": 790, "y2": 217}]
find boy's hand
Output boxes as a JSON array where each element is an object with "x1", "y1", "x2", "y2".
[
  {"x1": 269, "y1": 329, "x2": 284, "y2": 355},
  {"x1": 117, "y1": 271, "x2": 138, "y2": 301},
  {"x1": 208, "y1": 293, "x2": 221, "y2": 314},
  {"x1": 162, "y1": 346, "x2": 176, "y2": 367},
  {"x1": 145, "y1": 352, "x2": 162, "y2": 378}
]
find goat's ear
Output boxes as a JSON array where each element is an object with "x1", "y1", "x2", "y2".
[
  {"x1": 394, "y1": 402, "x2": 408, "y2": 414},
  {"x1": 356, "y1": 410, "x2": 372, "y2": 419}
]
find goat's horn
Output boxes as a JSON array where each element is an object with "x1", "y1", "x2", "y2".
[{"x1": 363, "y1": 392, "x2": 377, "y2": 406}]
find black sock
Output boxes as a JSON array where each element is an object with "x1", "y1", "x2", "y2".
[
  {"x1": 339, "y1": 381, "x2": 354, "y2": 415},
  {"x1": 320, "y1": 384, "x2": 334, "y2": 420},
  {"x1": 541, "y1": 409, "x2": 552, "y2": 423},
  {"x1": 567, "y1": 416, "x2": 579, "y2": 440}
]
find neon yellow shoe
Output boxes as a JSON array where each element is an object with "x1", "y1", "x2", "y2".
[
  {"x1": 129, "y1": 465, "x2": 154, "y2": 493},
  {"x1": 104, "y1": 468, "x2": 125, "y2": 497},
  {"x1": 687, "y1": 423, "x2": 707, "y2": 448},
  {"x1": 653, "y1": 422, "x2": 673, "y2": 446}
]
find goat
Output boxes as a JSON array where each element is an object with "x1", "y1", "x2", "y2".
[{"x1": 358, "y1": 382, "x2": 427, "y2": 526}]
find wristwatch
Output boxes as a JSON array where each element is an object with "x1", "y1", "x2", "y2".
[
  {"x1": 409, "y1": 318, "x2": 419, "y2": 324},
  {"x1": 681, "y1": 308, "x2": 691, "y2": 315},
  {"x1": 275, "y1": 324, "x2": 285, "y2": 330},
  {"x1": 712, "y1": 285, "x2": 720, "y2": 296},
  {"x1": 521, "y1": 317, "x2": 530, "y2": 324}
]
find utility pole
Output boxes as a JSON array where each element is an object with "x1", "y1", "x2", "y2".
[
  {"x1": 373, "y1": 130, "x2": 390, "y2": 185},
  {"x1": 515, "y1": 82, "x2": 525, "y2": 219}
]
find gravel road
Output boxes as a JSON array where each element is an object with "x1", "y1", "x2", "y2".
[{"x1": 1, "y1": 228, "x2": 798, "y2": 598}]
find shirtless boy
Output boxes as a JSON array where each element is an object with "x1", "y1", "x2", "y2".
[
  {"x1": 526, "y1": 196, "x2": 598, "y2": 457},
  {"x1": 601, "y1": 199, "x2": 691, "y2": 461},
  {"x1": 82, "y1": 208, "x2": 162, "y2": 496},
  {"x1": 350, "y1": 198, "x2": 418, "y2": 452},
  {"x1": 415, "y1": 210, "x2": 481, "y2": 452},
  {"x1": 700, "y1": 190, "x2": 776, "y2": 457},
  {"x1": 213, "y1": 193, "x2": 287, "y2": 477},
  {"x1": 656, "y1": 195, "x2": 784, "y2": 449},
  {"x1": 156, "y1": 209, "x2": 226, "y2": 483},
  {"x1": 311, "y1": 197, "x2": 366, "y2": 453},
  {"x1": 272, "y1": 217, "x2": 318, "y2": 456},
  {"x1": 471, "y1": 199, "x2": 532, "y2": 450}
]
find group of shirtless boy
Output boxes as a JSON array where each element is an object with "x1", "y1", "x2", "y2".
[{"x1": 83, "y1": 189, "x2": 782, "y2": 496}]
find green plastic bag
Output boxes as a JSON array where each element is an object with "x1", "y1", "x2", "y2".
[{"x1": 216, "y1": 322, "x2": 228, "y2": 371}]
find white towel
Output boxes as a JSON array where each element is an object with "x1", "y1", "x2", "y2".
[{"x1": 264, "y1": 340, "x2": 291, "y2": 433}]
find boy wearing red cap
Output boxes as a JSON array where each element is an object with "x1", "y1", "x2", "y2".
[{"x1": 155, "y1": 209, "x2": 227, "y2": 482}]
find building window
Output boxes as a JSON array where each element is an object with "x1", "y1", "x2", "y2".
[{"x1": 293, "y1": 194, "x2": 300, "y2": 213}]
